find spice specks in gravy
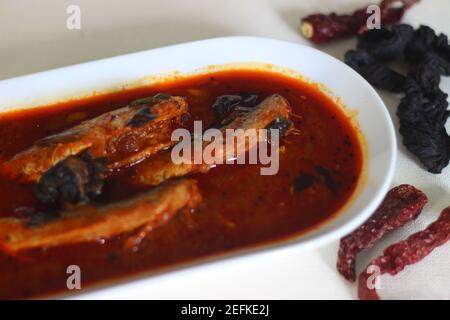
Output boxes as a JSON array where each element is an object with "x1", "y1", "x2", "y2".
[{"x1": 0, "y1": 69, "x2": 362, "y2": 298}]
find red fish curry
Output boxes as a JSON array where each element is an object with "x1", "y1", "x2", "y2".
[{"x1": 0, "y1": 69, "x2": 363, "y2": 298}]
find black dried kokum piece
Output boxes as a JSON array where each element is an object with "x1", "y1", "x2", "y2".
[
  {"x1": 405, "y1": 25, "x2": 439, "y2": 64},
  {"x1": 345, "y1": 49, "x2": 406, "y2": 92},
  {"x1": 357, "y1": 24, "x2": 414, "y2": 60},
  {"x1": 397, "y1": 90, "x2": 450, "y2": 174},
  {"x1": 35, "y1": 151, "x2": 107, "y2": 206}
]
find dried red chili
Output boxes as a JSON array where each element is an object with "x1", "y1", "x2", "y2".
[
  {"x1": 358, "y1": 206, "x2": 450, "y2": 300},
  {"x1": 300, "y1": 0, "x2": 420, "y2": 44},
  {"x1": 337, "y1": 185, "x2": 428, "y2": 281}
]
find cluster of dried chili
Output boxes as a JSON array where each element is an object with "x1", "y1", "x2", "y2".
[
  {"x1": 337, "y1": 184, "x2": 450, "y2": 299},
  {"x1": 300, "y1": 0, "x2": 420, "y2": 44},
  {"x1": 337, "y1": 185, "x2": 428, "y2": 281},
  {"x1": 358, "y1": 206, "x2": 450, "y2": 300}
]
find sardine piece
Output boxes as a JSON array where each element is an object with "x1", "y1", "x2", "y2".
[
  {"x1": 2, "y1": 95, "x2": 189, "y2": 183},
  {"x1": 134, "y1": 94, "x2": 292, "y2": 186},
  {"x1": 0, "y1": 179, "x2": 201, "y2": 253}
]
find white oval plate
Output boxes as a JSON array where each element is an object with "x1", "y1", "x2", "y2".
[{"x1": 0, "y1": 36, "x2": 396, "y2": 298}]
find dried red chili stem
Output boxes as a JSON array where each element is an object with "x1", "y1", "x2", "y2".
[
  {"x1": 301, "y1": 0, "x2": 420, "y2": 43},
  {"x1": 358, "y1": 206, "x2": 450, "y2": 300},
  {"x1": 337, "y1": 185, "x2": 428, "y2": 281},
  {"x1": 300, "y1": 13, "x2": 356, "y2": 44}
]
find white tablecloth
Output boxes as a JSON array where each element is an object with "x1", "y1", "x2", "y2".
[{"x1": 0, "y1": 0, "x2": 448, "y2": 299}]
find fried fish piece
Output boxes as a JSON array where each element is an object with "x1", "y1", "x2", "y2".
[
  {"x1": 2, "y1": 94, "x2": 189, "y2": 183},
  {"x1": 133, "y1": 94, "x2": 293, "y2": 186},
  {"x1": 0, "y1": 179, "x2": 201, "y2": 253}
]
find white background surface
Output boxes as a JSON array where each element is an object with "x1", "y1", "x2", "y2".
[{"x1": 0, "y1": 0, "x2": 449, "y2": 299}]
